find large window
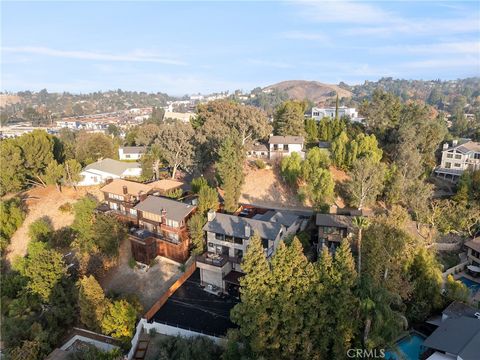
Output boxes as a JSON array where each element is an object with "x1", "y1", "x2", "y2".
[
  {"x1": 142, "y1": 211, "x2": 162, "y2": 222},
  {"x1": 166, "y1": 219, "x2": 179, "y2": 228},
  {"x1": 129, "y1": 208, "x2": 137, "y2": 216},
  {"x1": 109, "y1": 193, "x2": 124, "y2": 201},
  {"x1": 446, "y1": 153, "x2": 453, "y2": 158},
  {"x1": 455, "y1": 154, "x2": 462, "y2": 159},
  {"x1": 215, "y1": 233, "x2": 224, "y2": 241}
]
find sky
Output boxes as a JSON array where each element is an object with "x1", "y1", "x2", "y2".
[{"x1": 1, "y1": 1, "x2": 479, "y2": 95}]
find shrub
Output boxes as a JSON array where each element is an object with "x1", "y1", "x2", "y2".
[
  {"x1": 191, "y1": 177, "x2": 208, "y2": 194},
  {"x1": 165, "y1": 188, "x2": 183, "y2": 199},
  {"x1": 28, "y1": 218, "x2": 54, "y2": 243},
  {"x1": 254, "y1": 159, "x2": 266, "y2": 169},
  {"x1": 58, "y1": 202, "x2": 73, "y2": 213},
  {"x1": 179, "y1": 263, "x2": 186, "y2": 272}
]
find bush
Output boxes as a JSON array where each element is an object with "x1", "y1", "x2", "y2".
[
  {"x1": 58, "y1": 202, "x2": 73, "y2": 213},
  {"x1": 254, "y1": 159, "x2": 266, "y2": 169},
  {"x1": 51, "y1": 227, "x2": 76, "y2": 248},
  {"x1": 191, "y1": 177, "x2": 208, "y2": 194},
  {"x1": 165, "y1": 188, "x2": 183, "y2": 199},
  {"x1": 28, "y1": 218, "x2": 54, "y2": 243},
  {"x1": 128, "y1": 258, "x2": 137, "y2": 269},
  {"x1": 179, "y1": 263, "x2": 186, "y2": 272}
]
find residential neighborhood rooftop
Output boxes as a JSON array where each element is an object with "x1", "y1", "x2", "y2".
[
  {"x1": 134, "y1": 195, "x2": 195, "y2": 222},
  {"x1": 423, "y1": 317, "x2": 480, "y2": 359},
  {"x1": 257, "y1": 210, "x2": 301, "y2": 227},
  {"x1": 84, "y1": 158, "x2": 140, "y2": 176},
  {"x1": 315, "y1": 213, "x2": 353, "y2": 229},
  {"x1": 203, "y1": 212, "x2": 283, "y2": 240},
  {"x1": 100, "y1": 179, "x2": 153, "y2": 196},
  {"x1": 268, "y1": 135, "x2": 304, "y2": 145},
  {"x1": 442, "y1": 301, "x2": 478, "y2": 320},
  {"x1": 119, "y1": 145, "x2": 147, "y2": 154}
]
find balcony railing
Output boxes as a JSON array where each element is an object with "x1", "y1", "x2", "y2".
[
  {"x1": 129, "y1": 228, "x2": 181, "y2": 245},
  {"x1": 196, "y1": 252, "x2": 242, "y2": 267}
]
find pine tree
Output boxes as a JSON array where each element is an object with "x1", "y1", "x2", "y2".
[
  {"x1": 216, "y1": 137, "x2": 245, "y2": 212},
  {"x1": 273, "y1": 100, "x2": 307, "y2": 136},
  {"x1": 78, "y1": 275, "x2": 108, "y2": 331},
  {"x1": 188, "y1": 213, "x2": 206, "y2": 255},
  {"x1": 231, "y1": 233, "x2": 272, "y2": 354}
]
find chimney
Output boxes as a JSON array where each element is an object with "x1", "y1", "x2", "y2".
[
  {"x1": 245, "y1": 224, "x2": 251, "y2": 238},
  {"x1": 329, "y1": 204, "x2": 338, "y2": 214},
  {"x1": 161, "y1": 209, "x2": 167, "y2": 224},
  {"x1": 442, "y1": 143, "x2": 449, "y2": 150},
  {"x1": 452, "y1": 139, "x2": 458, "y2": 146},
  {"x1": 106, "y1": 178, "x2": 114, "y2": 184},
  {"x1": 139, "y1": 193, "x2": 148, "y2": 202},
  {"x1": 207, "y1": 210, "x2": 216, "y2": 222},
  {"x1": 122, "y1": 185, "x2": 128, "y2": 195}
]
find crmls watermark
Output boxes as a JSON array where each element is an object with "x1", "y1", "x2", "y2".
[{"x1": 346, "y1": 348, "x2": 386, "y2": 359}]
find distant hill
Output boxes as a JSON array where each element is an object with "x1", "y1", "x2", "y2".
[{"x1": 263, "y1": 80, "x2": 352, "y2": 104}]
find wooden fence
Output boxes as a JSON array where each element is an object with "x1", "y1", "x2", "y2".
[{"x1": 144, "y1": 258, "x2": 196, "y2": 321}]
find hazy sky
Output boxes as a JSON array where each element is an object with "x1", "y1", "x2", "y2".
[{"x1": 2, "y1": 1, "x2": 479, "y2": 95}]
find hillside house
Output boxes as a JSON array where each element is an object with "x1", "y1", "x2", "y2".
[
  {"x1": 311, "y1": 106, "x2": 362, "y2": 122},
  {"x1": 268, "y1": 135, "x2": 305, "y2": 159},
  {"x1": 130, "y1": 196, "x2": 195, "y2": 264},
  {"x1": 118, "y1": 146, "x2": 146, "y2": 160},
  {"x1": 197, "y1": 210, "x2": 300, "y2": 295},
  {"x1": 434, "y1": 139, "x2": 480, "y2": 182},
  {"x1": 77, "y1": 158, "x2": 142, "y2": 186}
]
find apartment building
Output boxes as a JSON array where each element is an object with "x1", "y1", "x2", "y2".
[{"x1": 434, "y1": 139, "x2": 480, "y2": 182}]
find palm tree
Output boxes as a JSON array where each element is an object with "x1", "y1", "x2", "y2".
[{"x1": 352, "y1": 216, "x2": 369, "y2": 276}]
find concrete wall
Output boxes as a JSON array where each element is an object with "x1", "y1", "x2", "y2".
[
  {"x1": 144, "y1": 321, "x2": 222, "y2": 344},
  {"x1": 442, "y1": 261, "x2": 468, "y2": 278}
]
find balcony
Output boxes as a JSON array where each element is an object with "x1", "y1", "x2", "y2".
[
  {"x1": 129, "y1": 228, "x2": 181, "y2": 245},
  {"x1": 196, "y1": 252, "x2": 242, "y2": 267}
]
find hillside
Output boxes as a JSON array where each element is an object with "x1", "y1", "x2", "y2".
[{"x1": 264, "y1": 80, "x2": 352, "y2": 104}]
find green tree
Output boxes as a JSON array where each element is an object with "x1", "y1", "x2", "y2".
[
  {"x1": 0, "y1": 139, "x2": 26, "y2": 194},
  {"x1": 231, "y1": 233, "x2": 272, "y2": 354},
  {"x1": 75, "y1": 132, "x2": 115, "y2": 165},
  {"x1": 101, "y1": 299, "x2": 137, "y2": 341},
  {"x1": 346, "y1": 158, "x2": 386, "y2": 210},
  {"x1": 331, "y1": 131, "x2": 349, "y2": 168},
  {"x1": 78, "y1": 275, "x2": 108, "y2": 331},
  {"x1": 301, "y1": 147, "x2": 331, "y2": 182},
  {"x1": 280, "y1": 152, "x2": 302, "y2": 186},
  {"x1": 444, "y1": 274, "x2": 469, "y2": 303},
  {"x1": 216, "y1": 138, "x2": 245, "y2": 213},
  {"x1": 188, "y1": 213, "x2": 206, "y2": 255},
  {"x1": 155, "y1": 121, "x2": 194, "y2": 179},
  {"x1": 304, "y1": 118, "x2": 318, "y2": 143},
  {"x1": 198, "y1": 185, "x2": 218, "y2": 215},
  {"x1": 352, "y1": 216, "x2": 369, "y2": 276},
  {"x1": 28, "y1": 218, "x2": 53, "y2": 243},
  {"x1": 8, "y1": 340, "x2": 40, "y2": 360},
  {"x1": 62, "y1": 159, "x2": 82, "y2": 189},
  {"x1": 300, "y1": 167, "x2": 335, "y2": 209},
  {"x1": 273, "y1": 100, "x2": 307, "y2": 136},
  {"x1": 14, "y1": 241, "x2": 67, "y2": 302},
  {"x1": 0, "y1": 198, "x2": 26, "y2": 239},
  {"x1": 191, "y1": 177, "x2": 208, "y2": 194},
  {"x1": 92, "y1": 214, "x2": 127, "y2": 258},
  {"x1": 71, "y1": 197, "x2": 98, "y2": 252},
  {"x1": 406, "y1": 248, "x2": 443, "y2": 322},
  {"x1": 43, "y1": 160, "x2": 64, "y2": 191}
]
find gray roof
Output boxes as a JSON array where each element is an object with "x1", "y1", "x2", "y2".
[
  {"x1": 120, "y1": 146, "x2": 147, "y2": 154},
  {"x1": 84, "y1": 158, "x2": 140, "y2": 176},
  {"x1": 248, "y1": 142, "x2": 269, "y2": 152},
  {"x1": 316, "y1": 214, "x2": 353, "y2": 229},
  {"x1": 443, "y1": 301, "x2": 478, "y2": 320},
  {"x1": 134, "y1": 195, "x2": 195, "y2": 222},
  {"x1": 258, "y1": 210, "x2": 300, "y2": 228},
  {"x1": 269, "y1": 136, "x2": 304, "y2": 145},
  {"x1": 423, "y1": 317, "x2": 480, "y2": 357},
  {"x1": 203, "y1": 212, "x2": 283, "y2": 240}
]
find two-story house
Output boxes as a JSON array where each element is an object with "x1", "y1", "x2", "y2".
[
  {"x1": 435, "y1": 139, "x2": 480, "y2": 182},
  {"x1": 316, "y1": 213, "x2": 354, "y2": 253},
  {"x1": 118, "y1": 146, "x2": 147, "y2": 160},
  {"x1": 197, "y1": 211, "x2": 288, "y2": 295},
  {"x1": 130, "y1": 195, "x2": 195, "y2": 264},
  {"x1": 268, "y1": 135, "x2": 305, "y2": 160},
  {"x1": 311, "y1": 106, "x2": 363, "y2": 122}
]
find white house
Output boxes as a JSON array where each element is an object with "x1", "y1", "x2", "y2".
[
  {"x1": 434, "y1": 139, "x2": 480, "y2": 182},
  {"x1": 118, "y1": 146, "x2": 146, "y2": 160},
  {"x1": 77, "y1": 158, "x2": 142, "y2": 186},
  {"x1": 268, "y1": 135, "x2": 305, "y2": 159},
  {"x1": 311, "y1": 106, "x2": 362, "y2": 122}
]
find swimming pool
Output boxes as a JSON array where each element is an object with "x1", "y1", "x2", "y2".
[
  {"x1": 385, "y1": 333, "x2": 426, "y2": 360},
  {"x1": 459, "y1": 277, "x2": 480, "y2": 294}
]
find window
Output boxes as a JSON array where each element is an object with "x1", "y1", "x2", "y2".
[
  {"x1": 126, "y1": 154, "x2": 131, "y2": 159},
  {"x1": 110, "y1": 202, "x2": 118, "y2": 210},
  {"x1": 446, "y1": 154, "x2": 453, "y2": 158},
  {"x1": 109, "y1": 193, "x2": 124, "y2": 201},
  {"x1": 142, "y1": 211, "x2": 162, "y2": 222},
  {"x1": 455, "y1": 154, "x2": 462, "y2": 159},
  {"x1": 445, "y1": 162, "x2": 451, "y2": 169},
  {"x1": 208, "y1": 242, "x2": 214, "y2": 248},
  {"x1": 283, "y1": 144, "x2": 289, "y2": 151},
  {"x1": 454, "y1": 163, "x2": 461, "y2": 167},
  {"x1": 166, "y1": 232, "x2": 179, "y2": 241},
  {"x1": 166, "y1": 219, "x2": 179, "y2": 228},
  {"x1": 475, "y1": 153, "x2": 480, "y2": 160},
  {"x1": 273, "y1": 144, "x2": 278, "y2": 150},
  {"x1": 129, "y1": 208, "x2": 137, "y2": 216},
  {"x1": 215, "y1": 233, "x2": 224, "y2": 241}
]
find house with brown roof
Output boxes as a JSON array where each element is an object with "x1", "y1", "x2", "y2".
[
  {"x1": 316, "y1": 213, "x2": 354, "y2": 252},
  {"x1": 99, "y1": 178, "x2": 184, "y2": 223},
  {"x1": 268, "y1": 135, "x2": 305, "y2": 159},
  {"x1": 130, "y1": 195, "x2": 196, "y2": 264}
]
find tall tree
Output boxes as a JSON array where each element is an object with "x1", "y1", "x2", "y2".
[
  {"x1": 197, "y1": 185, "x2": 219, "y2": 215},
  {"x1": 43, "y1": 160, "x2": 64, "y2": 191},
  {"x1": 300, "y1": 167, "x2": 334, "y2": 209},
  {"x1": 155, "y1": 121, "x2": 194, "y2": 179},
  {"x1": 75, "y1": 132, "x2": 115, "y2": 165},
  {"x1": 346, "y1": 158, "x2": 386, "y2": 210},
  {"x1": 216, "y1": 138, "x2": 245, "y2": 213},
  {"x1": 78, "y1": 275, "x2": 108, "y2": 331},
  {"x1": 62, "y1": 159, "x2": 82, "y2": 189},
  {"x1": 304, "y1": 118, "x2": 318, "y2": 143},
  {"x1": 188, "y1": 213, "x2": 206, "y2": 255},
  {"x1": 352, "y1": 216, "x2": 369, "y2": 276},
  {"x1": 101, "y1": 299, "x2": 137, "y2": 342},
  {"x1": 280, "y1": 152, "x2": 302, "y2": 186},
  {"x1": 0, "y1": 139, "x2": 26, "y2": 194},
  {"x1": 273, "y1": 100, "x2": 307, "y2": 136}
]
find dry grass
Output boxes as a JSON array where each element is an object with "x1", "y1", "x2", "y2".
[{"x1": 5, "y1": 185, "x2": 102, "y2": 263}]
